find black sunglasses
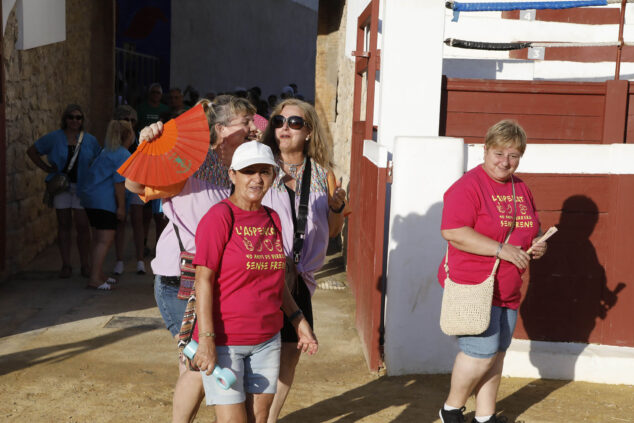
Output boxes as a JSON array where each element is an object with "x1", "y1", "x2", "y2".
[
  {"x1": 271, "y1": 115, "x2": 307, "y2": 130},
  {"x1": 120, "y1": 117, "x2": 137, "y2": 123},
  {"x1": 67, "y1": 115, "x2": 83, "y2": 121}
]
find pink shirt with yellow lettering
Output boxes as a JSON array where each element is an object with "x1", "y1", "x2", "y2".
[
  {"x1": 437, "y1": 165, "x2": 540, "y2": 309},
  {"x1": 192, "y1": 200, "x2": 286, "y2": 346}
]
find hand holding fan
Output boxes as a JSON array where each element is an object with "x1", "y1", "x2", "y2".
[{"x1": 118, "y1": 104, "x2": 210, "y2": 186}]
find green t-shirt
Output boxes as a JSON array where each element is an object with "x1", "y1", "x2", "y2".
[{"x1": 136, "y1": 102, "x2": 170, "y2": 129}]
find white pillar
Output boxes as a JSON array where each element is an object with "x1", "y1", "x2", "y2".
[
  {"x1": 385, "y1": 136, "x2": 463, "y2": 375},
  {"x1": 377, "y1": 0, "x2": 446, "y2": 151}
]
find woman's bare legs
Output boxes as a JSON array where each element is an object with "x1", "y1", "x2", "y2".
[
  {"x1": 55, "y1": 208, "x2": 72, "y2": 271},
  {"x1": 473, "y1": 352, "x2": 505, "y2": 417},
  {"x1": 267, "y1": 342, "x2": 301, "y2": 422},
  {"x1": 87, "y1": 228, "x2": 115, "y2": 287},
  {"x1": 130, "y1": 205, "x2": 145, "y2": 261},
  {"x1": 73, "y1": 209, "x2": 92, "y2": 275},
  {"x1": 445, "y1": 352, "x2": 499, "y2": 413},
  {"x1": 172, "y1": 367, "x2": 204, "y2": 423},
  {"x1": 246, "y1": 393, "x2": 275, "y2": 423}
]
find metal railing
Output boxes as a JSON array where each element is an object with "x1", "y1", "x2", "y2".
[{"x1": 115, "y1": 47, "x2": 159, "y2": 107}]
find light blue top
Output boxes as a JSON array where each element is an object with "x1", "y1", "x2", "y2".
[
  {"x1": 79, "y1": 147, "x2": 130, "y2": 213},
  {"x1": 34, "y1": 129, "x2": 101, "y2": 193}
]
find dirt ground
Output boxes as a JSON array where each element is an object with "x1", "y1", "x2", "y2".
[{"x1": 1, "y1": 236, "x2": 633, "y2": 422}]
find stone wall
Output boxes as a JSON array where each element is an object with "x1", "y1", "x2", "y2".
[
  {"x1": 2, "y1": 0, "x2": 114, "y2": 275},
  {"x1": 315, "y1": 1, "x2": 354, "y2": 189},
  {"x1": 315, "y1": 1, "x2": 355, "y2": 253}
]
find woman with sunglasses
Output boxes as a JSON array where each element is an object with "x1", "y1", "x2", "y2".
[
  {"x1": 261, "y1": 98, "x2": 347, "y2": 422},
  {"x1": 27, "y1": 104, "x2": 101, "y2": 278},
  {"x1": 127, "y1": 95, "x2": 273, "y2": 422}
]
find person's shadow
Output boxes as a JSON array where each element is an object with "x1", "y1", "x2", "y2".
[{"x1": 498, "y1": 195, "x2": 626, "y2": 420}]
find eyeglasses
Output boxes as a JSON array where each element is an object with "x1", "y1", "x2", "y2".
[
  {"x1": 120, "y1": 117, "x2": 137, "y2": 124},
  {"x1": 67, "y1": 115, "x2": 83, "y2": 121},
  {"x1": 270, "y1": 115, "x2": 307, "y2": 130}
]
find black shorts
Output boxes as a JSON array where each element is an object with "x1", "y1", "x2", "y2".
[
  {"x1": 85, "y1": 208, "x2": 118, "y2": 230},
  {"x1": 281, "y1": 275, "x2": 314, "y2": 343}
]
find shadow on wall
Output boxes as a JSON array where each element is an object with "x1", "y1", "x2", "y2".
[
  {"x1": 383, "y1": 203, "x2": 458, "y2": 374},
  {"x1": 499, "y1": 195, "x2": 626, "y2": 420}
]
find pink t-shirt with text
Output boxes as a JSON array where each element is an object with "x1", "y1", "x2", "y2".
[
  {"x1": 437, "y1": 165, "x2": 540, "y2": 309},
  {"x1": 192, "y1": 200, "x2": 286, "y2": 346}
]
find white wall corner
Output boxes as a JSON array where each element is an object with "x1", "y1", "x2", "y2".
[
  {"x1": 384, "y1": 136, "x2": 464, "y2": 375},
  {"x1": 16, "y1": 0, "x2": 65, "y2": 51},
  {"x1": 362, "y1": 139, "x2": 389, "y2": 168}
]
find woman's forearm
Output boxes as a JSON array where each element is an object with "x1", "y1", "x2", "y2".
[
  {"x1": 114, "y1": 182, "x2": 125, "y2": 208},
  {"x1": 194, "y1": 266, "x2": 215, "y2": 337},
  {"x1": 327, "y1": 210, "x2": 345, "y2": 238},
  {"x1": 441, "y1": 227, "x2": 501, "y2": 257},
  {"x1": 26, "y1": 145, "x2": 54, "y2": 173},
  {"x1": 125, "y1": 179, "x2": 145, "y2": 194}
]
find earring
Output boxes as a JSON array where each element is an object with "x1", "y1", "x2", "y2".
[{"x1": 305, "y1": 136, "x2": 310, "y2": 142}]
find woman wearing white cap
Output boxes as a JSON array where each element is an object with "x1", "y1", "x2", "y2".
[{"x1": 191, "y1": 141, "x2": 317, "y2": 423}]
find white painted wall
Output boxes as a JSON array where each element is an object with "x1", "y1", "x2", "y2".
[
  {"x1": 376, "y1": 0, "x2": 445, "y2": 151},
  {"x1": 384, "y1": 137, "x2": 464, "y2": 375},
  {"x1": 7, "y1": 0, "x2": 66, "y2": 50},
  {"x1": 170, "y1": 0, "x2": 317, "y2": 100}
]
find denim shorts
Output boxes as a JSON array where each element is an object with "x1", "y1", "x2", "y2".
[
  {"x1": 154, "y1": 275, "x2": 187, "y2": 337},
  {"x1": 457, "y1": 306, "x2": 518, "y2": 359},
  {"x1": 202, "y1": 333, "x2": 281, "y2": 405}
]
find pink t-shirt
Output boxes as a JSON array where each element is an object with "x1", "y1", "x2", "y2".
[
  {"x1": 437, "y1": 165, "x2": 540, "y2": 309},
  {"x1": 192, "y1": 200, "x2": 286, "y2": 346}
]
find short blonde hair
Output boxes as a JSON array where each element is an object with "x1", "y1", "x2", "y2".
[
  {"x1": 104, "y1": 120, "x2": 133, "y2": 152},
  {"x1": 197, "y1": 95, "x2": 256, "y2": 147},
  {"x1": 262, "y1": 98, "x2": 334, "y2": 169},
  {"x1": 485, "y1": 120, "x2": 527, "y2": 155}
]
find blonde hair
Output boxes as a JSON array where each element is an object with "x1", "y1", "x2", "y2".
[
  {"x1": 104, "y1": 120, "x2": 133, "y2": 152},
  {"x1": 485, "y1": 119, "x2": 527, "y2": 155},
  {"x1": 262, "y1": 98, "x2": 334, "y2": 169},
  {"x1": 196, "y1": 95, "x2": 256, "y2": 147}
]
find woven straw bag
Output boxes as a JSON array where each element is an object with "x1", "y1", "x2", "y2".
[
  {"x1": 439, "y1": 177, "x2": 516, "y2": 336},
  {"x1": 439, "y1": 256, "x2": 500, "y2": 336}
]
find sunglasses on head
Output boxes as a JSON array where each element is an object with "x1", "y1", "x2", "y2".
[
  {"x1": 67, "y1": 115, "x2": 83, "y2": 121},
  {"x1": 271, "y1": 115, "x2": 307, "y2": 130}
]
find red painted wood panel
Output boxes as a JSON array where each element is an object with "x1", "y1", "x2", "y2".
[
  {"x1": 445, "y1": 113, "x2": 603, "y2": 143},
  {"x1": 510, "y1": 174, "x2": 633, "y2": 347},
  {"x1": 502, "y1": 8, "x2": 620, "y2": 25},
  {"x1": 446, "y1": 91, "x2": 604, "y2": 115},
  {"x1": 509, "y1": 46, "x2": 633, "y2": 63}
]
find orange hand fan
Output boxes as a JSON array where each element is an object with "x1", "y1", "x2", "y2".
[{"x1": 118, "y1": 104, "x2": 210, "y2": 186}]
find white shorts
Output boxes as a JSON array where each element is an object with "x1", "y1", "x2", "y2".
[{"x1": 53, "y1": 183, "x2": 83, "y2": 210}]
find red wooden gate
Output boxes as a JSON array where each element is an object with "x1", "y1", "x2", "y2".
[
  {"x1": 441, "y1": 77, "x2": 634, "y2": 347},
  {"x1": 346, "y1": 0, "x2": 385, "y2": 371}
]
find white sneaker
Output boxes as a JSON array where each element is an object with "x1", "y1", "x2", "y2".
[
  {"x1": 136, "y1": 260, "x2": 146, "y2": 275},
  {"x1": 113, "y1": 261, "x2": 124, "y2": 275}
]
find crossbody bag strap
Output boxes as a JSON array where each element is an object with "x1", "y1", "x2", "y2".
[
  {"x1": 65, "y1": 131, "x2": 84, "y2": 173},
  {"x1": 445, "y1": 176, "x2": 517, "y2": 278},
  {"x1": 172, "y1": 223, "x2": 186, "y2": 252},
  {"x1": 290, "y1": 158, "x2": 312, "y2": 264},
  {"x1": 490, "y1": 176, "x2": 516, "y2": 275}
]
